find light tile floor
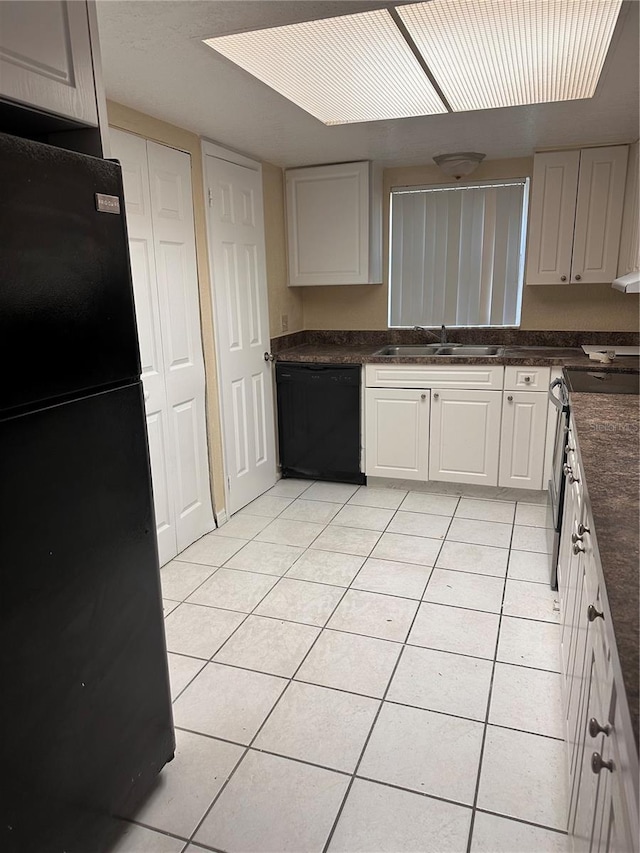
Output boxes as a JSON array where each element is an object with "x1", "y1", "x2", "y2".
[{"x1": 111, "y1": 481, "x2": 569, "y2": 853}]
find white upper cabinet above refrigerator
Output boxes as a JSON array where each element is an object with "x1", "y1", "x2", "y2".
[
  {"x1": 0, "y1": 0, "x2": 99, "y2": 126},
  {"x1": 285, "y1": 160, "x2": 382, "y2": 286},
  {"x1": 526, "y1": 145, "x2": 629, "y2": 285}
]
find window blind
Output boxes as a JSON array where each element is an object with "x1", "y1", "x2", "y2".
[{"x1": 389, "y1": 179, "x2": 529, "y2": 327}]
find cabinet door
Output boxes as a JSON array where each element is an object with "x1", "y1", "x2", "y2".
[
  {"x1": 572, "y1": 146, "x2": 629, "y2": 284},
  {"x1": 429, "y1": 389, "x2": 501, "y2": 486},
  {"x1": 286, "y1": 161, "x2": 369, "y2": 286},
  {"x1": 365, "y1": 388, "x2": 429, "y2": 480},
  {"x1": 526, "y1": 150, "x2": 579, "y2": 285},
  {"x1": 499, "y1": 391, "x2": 548, "y2": 490},
  {"x1": 0, "y1": 1, "x2": 98, "y2": 125},
  {"x1": 617, "y1": 141, "x2": 639, "y2": 277}
]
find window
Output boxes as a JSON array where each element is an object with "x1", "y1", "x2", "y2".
[{"x1": 388, "y1": 178, "x2": 529, "y2": 328}]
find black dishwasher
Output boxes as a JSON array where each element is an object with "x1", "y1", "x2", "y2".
[{"x1": 276, "y1": 363, "x2": 366, "y2": 484}]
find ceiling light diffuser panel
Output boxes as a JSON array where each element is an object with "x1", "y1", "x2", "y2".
[
  {"x1": 203, "y1": 9, "x2": 447, "y2": 125},
  {"x1": 397, "y1": 0, "x2": 623, "y2": 112}
]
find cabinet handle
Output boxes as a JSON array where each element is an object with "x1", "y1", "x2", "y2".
[
  {"x1": 565, "y1": 444, "x2": 575, "y2": 453},
  {"x1": 575, "y1": 274, "x2": 582, "y2": 281},
  {"x1": 560, "y1": 275, "x2": 567, "y2": 282},
  {"x1": 587, "y1": 604, "x2": 604, "y2": 622},
  {"x1": 591, "y1": 752, "x2": 613, "y2": 774},
  {"x1": 573, "y1": 542, "x2": 585, "y2": 555},
  {"x1": 589, "y1": 718, "x2": 612, "y2": 738},
  {"x1": 433, "y1": 392, "x2": 439, "y2": 400},
  {"x1": 578, "y1": 523, "x2": 590, "y2": 536},
  {"x1": 421, "y1": 393, "x2": 427, "y2": 400},
  {"x1": 507, "y1": 395, "x2": 513, "y2": 402},
  {"x1": 524, "y1": 375, "x2": 532, "y2": 384},
  {"x1": 571, "y1": 533, "x2": 583, "y2": 544},
  {"x1": 563, "y1": 463, "x2": 579, "y2": 483}
]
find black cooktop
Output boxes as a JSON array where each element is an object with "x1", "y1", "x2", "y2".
[{"x1": 565, "y1": 369, "x2": 640, "y2": 395}]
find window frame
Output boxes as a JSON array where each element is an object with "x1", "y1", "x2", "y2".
[{"x1": 387, "y1": 176, "x2": 530, "y2": 329}]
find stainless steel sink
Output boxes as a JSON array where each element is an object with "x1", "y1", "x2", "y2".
[
  {"x1": 435, "y1": 345, "x2": 503, "y2": 356},
  {"x1": 375, "y1": 345, "x2": 442, "y2": 356},
  {"x1": 374, "y1": 344, "x2": 504, "y2": 357}
]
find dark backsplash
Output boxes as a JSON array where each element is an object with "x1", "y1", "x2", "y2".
[{"x1": 271, "y1": 328, "x2": 640, "y2": 352}]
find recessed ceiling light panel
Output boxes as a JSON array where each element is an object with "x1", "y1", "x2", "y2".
[
  {"x1": 203, "y1": 9, "x2": 447, "y2": 125},
  {"x1": 397, "y1": 0, "x2": 623, "y2": 112}
]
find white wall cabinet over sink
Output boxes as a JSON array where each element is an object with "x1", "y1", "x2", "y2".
[
  {"x1": 285, "y1": 161, "x2": 382, "y2": 286},
  {"x1": 365, "y1": 388, "x2": 429, "y2": 480},
  {"x1": 0, "y1": 0, "x2": 100, "y2": 126},
  {"x1": 527, "y1": 145, "x2": 629, "y2": 285}
]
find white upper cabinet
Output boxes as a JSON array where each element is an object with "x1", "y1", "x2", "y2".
[
  {"x1": 0, "y1": 1, "x2": 99, "y2": 126},
  {"x1": 618, "y1": 140, "x2": 640, "y2": 277},
  {"x1": 285, "y1": 161, "x2": 382, "y2": 286},
  {"x1": 571, "y1": 146, "x2": 629, "y2": 283},
  {"x1": 526, "y1": 145, "x2": 629, "y2": 285},
  {"x1": 526, "y1": 150, "x2": 580, "y2": 285}
]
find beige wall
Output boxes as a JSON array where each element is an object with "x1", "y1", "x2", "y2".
[
  {"x1": 301, "y1": 157, "x2": 639, "y2": 331},
  {"x1": 262, "y1": 162, "x2": 304, "y2": 337},
  {"x1": 106, "y1": 101, "x2": 227, "y2": 515}
]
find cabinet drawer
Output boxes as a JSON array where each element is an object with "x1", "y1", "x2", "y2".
[
  {"x1": 365, "y1": 364, "x2": 504, "y2": 390},
  {"x1": 504, "y1": 366, "x2": 551, "y2": 391}
]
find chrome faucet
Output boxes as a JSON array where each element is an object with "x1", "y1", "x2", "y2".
[{"x1": 414, "y1": 324, "x2": 447, "y2": 345}]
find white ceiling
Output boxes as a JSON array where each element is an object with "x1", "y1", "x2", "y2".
[{"x1": 96, "y1": 0, "x2": 640, "y2": 168}]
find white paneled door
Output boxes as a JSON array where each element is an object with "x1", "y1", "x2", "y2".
[
  {"x1": 110, "y1": 128, "x2": 214, "y2": 565},
  {"x1": 204, "y1": 148, "x2": 277, "y2": 514}
]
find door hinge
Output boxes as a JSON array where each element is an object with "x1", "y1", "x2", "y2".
[{"x1": 208, "y1": 187, "x2": 214, "y2": 207}]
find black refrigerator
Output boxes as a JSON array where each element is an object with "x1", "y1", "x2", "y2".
[{"x1": 0, "y1": 132, "x2": 175, "y2": 852}]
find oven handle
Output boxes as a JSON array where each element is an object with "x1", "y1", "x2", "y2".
[{"x1": 549, "y1": 377, "x2": 569, "y2": 410}]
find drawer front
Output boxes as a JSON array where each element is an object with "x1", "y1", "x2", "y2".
[
  {"x1": 365, "y1": 364, "x2": 504, "y2": 390},
  {"x1": 504, "y1": 366, "x2": 551, "y2": 391}
]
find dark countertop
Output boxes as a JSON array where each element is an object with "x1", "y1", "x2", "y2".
[
  {"x1": 274, "y1": 342, "x2": 640, "y2": 372},
  {"x1": 570, "y1": 392, "x2": 639, "y2": 750}
]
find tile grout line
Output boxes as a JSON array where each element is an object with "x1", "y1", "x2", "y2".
[
  {"x1": 464, "y1": 517, "x2": 514, "y2": 853},
  {"x1": 182, "y1": 533, "x2": 358, "y2": 848},
  {"x1": 319, "y1": 496, "x2": 461, "y2": 853}
]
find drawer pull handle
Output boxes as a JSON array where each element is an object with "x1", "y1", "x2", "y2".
[
  {"x1": 589, "y1": 718, "x2": 611, "y2": 738},
  {"x1": 573, "y1": 542, "x2": 585, "y2": 555},
  {"x1": 524, "y1": 375, "x2": 532, "y2": 383},
  {"x1": 571, "y1": 533, "x2": 583, "y2": 544},
  {"x1": 591, "y1": 752, "x2": 613, "y2": 774},
  {"x1": 587, "y1": 604, "x2": 604, "y2": 622},
  {"x1": 565, "y1": 444, "x2": 575, "y2": 453},
  {"x1": 578, "y1": 523, "x2": 590, "y2": 536}
]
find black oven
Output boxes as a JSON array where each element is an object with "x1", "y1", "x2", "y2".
[{"x1": 548, "y1": 376, "x2": 570, "y2": 589}]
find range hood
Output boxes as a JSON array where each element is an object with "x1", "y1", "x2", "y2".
[{"x1": 612, "y1": 271, "x2": 640, "y2": 293}]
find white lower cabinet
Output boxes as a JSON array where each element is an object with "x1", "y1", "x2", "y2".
[
  {"x1": 428, "y1": 389, "x2": 502, "y2": 486},
  {"x1": 365, "y1": 388, "x2": 429, "y2": 480},
  {"x1": 499, "y1": 390, "x2": 548, "y2": 489},
  {"x1": 558, "y1": 417, "x2": 639, "y2": 853},
  {"x1": 364, "y1": 364, "x2": 553, "y2": 490}
]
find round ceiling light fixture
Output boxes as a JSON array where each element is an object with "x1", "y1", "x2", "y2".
[{"x1": 433, "y1": 151, "x2": 486, "y2": 180}]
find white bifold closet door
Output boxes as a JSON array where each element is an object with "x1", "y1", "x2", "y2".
[{"x1": 110, "y1": 128, "x2": 214, "y2": 566}]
